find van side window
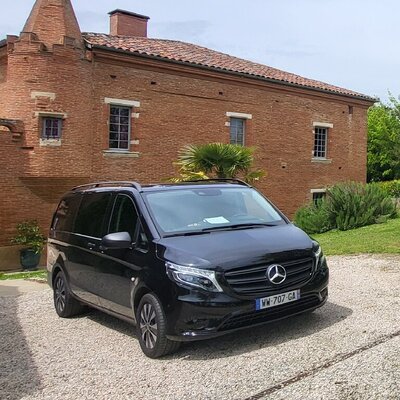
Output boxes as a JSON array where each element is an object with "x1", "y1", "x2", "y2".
[
  {"x1": 52, "y1": 194, "x2": 81, "y2": 232},
  {"x1": 109, "y1": 195, "x2": 138, "y2": 240},
  {"x1": 74, "y1": 193, "x2": 111, "y2": 238}
]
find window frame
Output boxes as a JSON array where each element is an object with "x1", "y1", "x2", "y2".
[
  {"x1": 313, "y1": 126, "x2": 328, "y2": 159},
  {"x1": 108, "y1": 105, "x2": 132, "y2": 151},
  {"x1": 41, "y1": 116, "x2": 63, "y2": 140},
  {"x1": 311, "y1": 189, "x2": 327, "y2": 205},
  {"x1": 229, "y1": 117, "x2": 246, "y2": 146}
]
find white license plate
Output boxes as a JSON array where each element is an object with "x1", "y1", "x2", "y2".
[{"x1": 255, "y1": 289, "x2": 300, "y2": 311}]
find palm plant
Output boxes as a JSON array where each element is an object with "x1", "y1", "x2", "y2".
[{"x1": 175, "y1": 143, "x2": 265, "y2": 183}]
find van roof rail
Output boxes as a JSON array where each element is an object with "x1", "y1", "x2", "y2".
[
  {"x1": 72, "y1": 181, "x2": 142, "y2": 191},
  {"x1": 183, "y1": 178, "x2": 251, "y2": 187}
]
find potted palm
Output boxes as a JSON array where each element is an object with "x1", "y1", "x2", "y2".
[{"x1": 11, "y1": 220, "x2": 46, "y2": 270}]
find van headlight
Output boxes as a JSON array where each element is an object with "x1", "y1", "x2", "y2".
[
  {"x1": 312, "y1": 241, "x2": 323, "y2": 267},
  {"x1": 166, "y1": 262, "x2": 223, "y2": 293}
]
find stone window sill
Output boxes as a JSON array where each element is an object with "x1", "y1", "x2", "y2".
[
  {"x1": 311, "y1": 158, "x2": 332, "y2": 164},
  {"x1": 40, "y1": 139, "x2": 61, "y2": 147},
  {"x1": 103, "y1": 150, "x2": 140, "y2": 158}
]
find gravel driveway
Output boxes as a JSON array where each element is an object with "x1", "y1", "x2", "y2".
[{"x1": 1, "y1": 255, "x2": 399, "y2": 400}]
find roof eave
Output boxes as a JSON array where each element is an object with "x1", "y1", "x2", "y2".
[{"x1": 86, "y1": 42, "x2": 377, "y2": 104}]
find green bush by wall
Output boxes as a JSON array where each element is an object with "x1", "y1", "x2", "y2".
[{"x1": 294, "y1": 181, "x2": 398, "y2": 234}]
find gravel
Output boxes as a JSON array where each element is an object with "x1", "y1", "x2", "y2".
[{"x1": 1, "y1": 255, "x2": 399, "y2": 400}]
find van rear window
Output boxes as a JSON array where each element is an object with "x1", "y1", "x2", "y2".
[
  {"x1": 52, "y1": 194, "x2": 81, "y2": 233},
  {"x1": 74, "y1": 193, "x2": 111, "y2": 238}
]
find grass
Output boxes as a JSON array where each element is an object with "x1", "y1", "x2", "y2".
[
  {"x1": 312, "y1": 217, "x2": 400, "y2": 256},
  {"x1": 0, "y1": 269, "x2": 47, "y2": 281}
]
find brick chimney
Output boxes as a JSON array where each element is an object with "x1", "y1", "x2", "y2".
[{"x1": 109, "y1": 10, "x2": 150, "y2": 37}]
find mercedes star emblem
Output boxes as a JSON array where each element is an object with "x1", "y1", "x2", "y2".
[{"x1": 266, "y1": 264, "x2": 287, "y2": 284}]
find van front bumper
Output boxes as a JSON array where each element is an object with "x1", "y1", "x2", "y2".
[{"x1": 166, "y1": 265, "x2": 329, "y2": 342}]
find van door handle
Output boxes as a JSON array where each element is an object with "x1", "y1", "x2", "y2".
[{"x1": 87, "y1": 242, "x2": 96, "y2": 250}]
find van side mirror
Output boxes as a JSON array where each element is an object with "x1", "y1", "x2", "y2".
[{"x1": 101, "y1": 232, "x2": 132, "y2": 250}]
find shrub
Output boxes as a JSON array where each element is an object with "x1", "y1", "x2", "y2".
[
  {"x1": 294, "y1": 181, "x2": 398, "y2": 234},
  {"x1": 377, "y1": 180, "x2": 400, "y2": 198},
  {"x1": 293, "y1": 200, "x2": 333, "y2": 234},
  {"x1": 327, "y1": 182, "x2": 397, "y2": 230}
]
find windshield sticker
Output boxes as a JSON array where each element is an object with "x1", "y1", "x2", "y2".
[{"x1": 203, "y1": 217, "x2": 229, "y2": 224}]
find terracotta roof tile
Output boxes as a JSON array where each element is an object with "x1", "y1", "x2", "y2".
[{"x1": 83, "y1": 33, "x2": 374, "y2": 101}]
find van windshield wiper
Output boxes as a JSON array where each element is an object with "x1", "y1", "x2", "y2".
[
  {"x1": 163, "y1": 231, "x2": 211, "y2": 238},
  {"x1": 202, "y1": 223, "x2": 278, "y2": 232}
]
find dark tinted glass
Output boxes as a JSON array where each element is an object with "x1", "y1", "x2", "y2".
[
  {"x1": 74, "y1": 193, "x2": 111, "y2": 238},
  {"x1": 109, "y1": 195, "x2": 138, "y2": 239},
  {"x1": 53, "y1": 194, "x2": 81, "y2": 232}
]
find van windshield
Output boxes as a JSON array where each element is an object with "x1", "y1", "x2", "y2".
[{"x1": 142, "y1": 187, "x2": 286, "y2": 236}]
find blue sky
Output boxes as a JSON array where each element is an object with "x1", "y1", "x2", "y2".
[{"x1": 2, "y1": 0, "x2": 399, "y2": 102}]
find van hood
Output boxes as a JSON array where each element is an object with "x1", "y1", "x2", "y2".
[{"x1": 156, "y1": 224, "x2": 314, "y2": 270}]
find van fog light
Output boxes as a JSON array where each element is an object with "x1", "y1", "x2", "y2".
[{"x1": 185, "y1": 318, "x2": 209, "y2": 330}]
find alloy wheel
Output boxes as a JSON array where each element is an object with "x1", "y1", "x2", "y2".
[
  {"x1": 139, "y1": 303, "x2": 158, "y2": 349},
  {"x1": 55, "y1": 276, "x2": 66, "y2": 313}
]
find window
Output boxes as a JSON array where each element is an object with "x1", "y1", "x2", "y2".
[
  {"x1": 109, "y1": 195, "x2": 138, "y2": 239},
  {"x1": 109, "y1": 106, "x2": 131, "y2": 150},
  {"x1": 52, "y1": 194, "x2": 81, "y2": 232},
  {"x1": 42, "y1": 117, "x2": 62, "y2": 139},
  {"x1": 312, "y1": 190, "x2": 326, "y2": 205},
  {"x1": 74, "y1": 193, "x2": 112, "y2": 238},
  {"x1": 313, "y1": 127, "x2": 328, "y2": 158},
  {"x1": 230, "y1": 118, "x2": 245, "y2": 145}
]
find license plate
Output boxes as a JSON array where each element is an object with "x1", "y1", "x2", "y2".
[{"x1": 256, "y1": 289, "x2": 300, "y2": 311}]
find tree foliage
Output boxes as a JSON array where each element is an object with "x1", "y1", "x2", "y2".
[
  {"x1": 367, "y1": 95, "x2": 400, "y2": 182},
  {"x1": 172, "y1": 143, "x2": 266, "y2": 183}
]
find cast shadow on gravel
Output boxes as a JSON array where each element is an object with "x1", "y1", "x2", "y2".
[
  {"x1": 0, "y1": 296, "x2": 42, "y2": 400},
  {"x1": 84, "y1": 300, "x2": 352, "y2": 361}
]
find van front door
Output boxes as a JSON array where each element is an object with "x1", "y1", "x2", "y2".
[{"x1": 96, "y1": 194, "x2": 148, "y2": 319}]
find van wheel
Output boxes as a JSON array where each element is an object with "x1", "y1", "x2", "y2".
[
  {"x1": 53, "y1": 270, "x2": 85, "y2": 318},
  {"x1": 136, "y1": 293, "x2": 181, "y2": 358}
]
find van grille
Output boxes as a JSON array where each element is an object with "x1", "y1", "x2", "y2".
[{"x1": 224, "y1": 257, "x2": 314, "y2": 297}]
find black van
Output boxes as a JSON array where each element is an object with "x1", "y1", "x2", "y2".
[{"x1": 47, "y1": 180, "x2": 329, "y2": 358}]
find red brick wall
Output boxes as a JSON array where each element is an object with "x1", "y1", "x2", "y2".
[
  {"x1": 0, "y1": 37, "x2": 93, "y2": 246},
  {"x1": 90, "y1": 59, "x2": 368, "y2": 218},
  {"x1": 0, "y1": 39, "x2": 370, "y2": 247}
]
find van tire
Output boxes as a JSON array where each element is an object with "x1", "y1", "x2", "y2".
[
  {"x1": 53, "y1": 270, "x2": 85, "y2": 318},
  {"x1": 136, "y1": 293, "x2": 181, "y2": 358}
]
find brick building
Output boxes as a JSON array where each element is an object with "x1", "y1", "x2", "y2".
[{"x1": 0, "y1": 0, "x2": 374, "y2": 269}]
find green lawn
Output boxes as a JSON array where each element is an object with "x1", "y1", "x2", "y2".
[
  {"x1": 0, "y1": 269, "x2": 47, "y2": 281},
  {"x1": 312, "y1": 218, "x2": 400, "y2": 256}
]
